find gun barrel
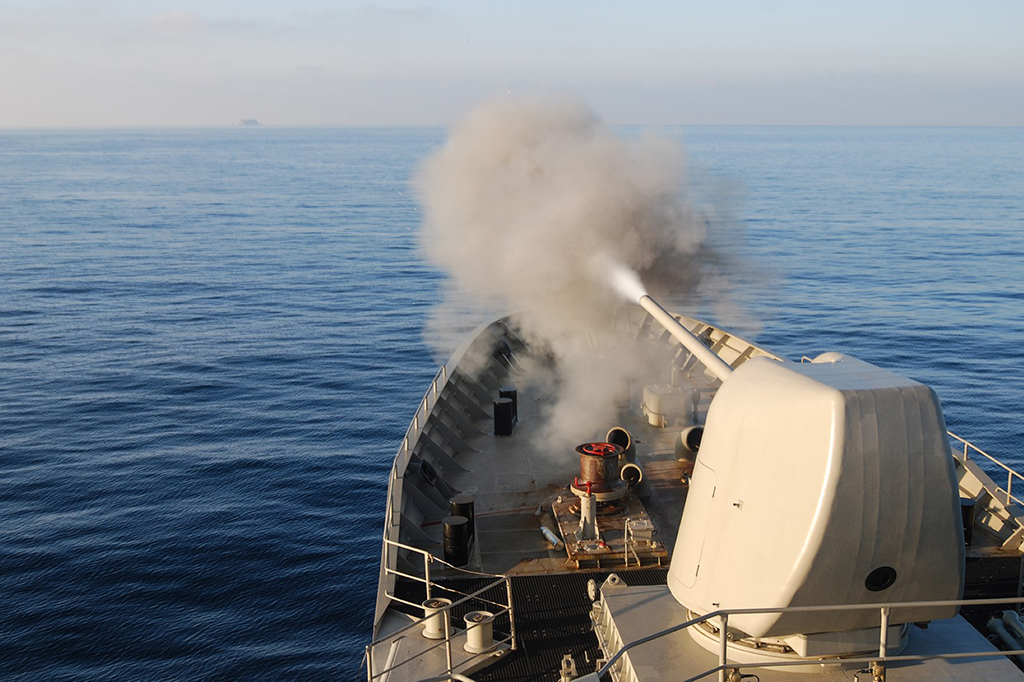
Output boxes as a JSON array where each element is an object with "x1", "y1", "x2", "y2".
[{"x1": 638, "y1": 294, "x2": 733, "y2": 383}]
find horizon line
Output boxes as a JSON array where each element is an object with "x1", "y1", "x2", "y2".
[{"x1": 2, "y1": 122, "x2": 1023, "y2": 131}]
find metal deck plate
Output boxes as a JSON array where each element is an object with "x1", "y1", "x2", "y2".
[{"x1": 552, "y1": 493, "x2": 668, "y2": 569}]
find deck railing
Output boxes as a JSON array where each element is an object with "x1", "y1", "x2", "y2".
[
  {"x1": 949, "y1": 430, "x2": 1024, "y2": 508},
  {"x1": 398, "y1": 364, "x2": 449, "y2": 463},
  {"x1": 367, "y1": 538, "x2": 516, "y2": 682},
  {"x1": 592, "y1": 596, "x2": 1024, "y2": 682},
  {"x1": 379, "y1": 362, "x2": 449, "y2": 607}
]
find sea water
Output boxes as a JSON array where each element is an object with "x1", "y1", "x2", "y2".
[{"x1": 1, "y1": 126, "x2": 1021, "y2": 679}]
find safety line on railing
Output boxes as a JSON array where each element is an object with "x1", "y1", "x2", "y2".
[
  {"x1": 597, "y1": 595, "x2": 1024, "y2": 682},
  {"x1": 950, "y1": 430, "x2": 1024, "y2": 507},
  {"x1": 367, "y1": 577, "x2": 515, "y2": 682}
]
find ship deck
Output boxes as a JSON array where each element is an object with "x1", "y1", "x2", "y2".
[
  {"x1": 371, "y1": 564, "x2": 1024, "y2": 682},
  {"x1": 368, "y1": 313, "x2": 1024, "y2": 681},
  {"x1": 437, "y1": 389, "x2": 694, "y2": 577}
]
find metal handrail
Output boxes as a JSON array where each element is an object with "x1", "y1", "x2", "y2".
[
  {"x1": 373, "y1": 330, "x2": 525, "y2": 680},
  {"x1": 384, "y1": 537, "x2": 504, "y2": 580},
  {"x1": 369, "y1": 538, "x2": 517, "y2": 682},
  {"x1": 366, "y1": 578, "x2": 514, "y2": 682},
  {"x1": 949, "y1": 430, "x2": 1024, "y2": 507},
  {"x1": 379, "y1": 363, "x2": 451, "y2": 616},
  {"x1": 399, "y1": 364, "x2": 449, "y2": 460},
  {"x1": 383, "y1": 364, "x2": 450, "y2": 546},
  {"x1": 682, "y1": 647, "x2": 1024, "y2": 682},
  {"x1": 380, "y1": 538, "x2": 517, "y2": 624},
  {"x1": 594, "y1": 596, "x2": 1024, "y2": 682}
]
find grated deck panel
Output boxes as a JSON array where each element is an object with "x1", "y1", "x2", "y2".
[{"x1": 393, "y1": 568, "x2": 669, "y2": 681}]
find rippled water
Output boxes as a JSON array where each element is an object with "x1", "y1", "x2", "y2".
[
  {"x1": 0, "y1": 126, "x2": 1021, "y2": 680},
  {"x1": 683, "y1": 127, "x2": 1024, "y2": 459}
]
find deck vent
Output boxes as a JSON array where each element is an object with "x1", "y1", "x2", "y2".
[
  {"x1": 675, "y1": 425, "x2": 703, "y2": 461},
  {"x1": 606, "y1": 426, "x2": 636, "y2": 464},
  {"x1": 620, "y1": 462, "x2": 643, "y2": 487}
]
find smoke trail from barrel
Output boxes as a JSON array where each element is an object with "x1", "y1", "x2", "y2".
[
  {"x1": 414, "y1": 95, "x2": 722, "y2": 447},
  {"x1": 600, "y1": 255, "x2": 649, "y2": 303}
]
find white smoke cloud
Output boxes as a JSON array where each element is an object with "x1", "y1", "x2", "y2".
[{"x1": 415, "y1": 95, "x2": 721, "y2": 447}]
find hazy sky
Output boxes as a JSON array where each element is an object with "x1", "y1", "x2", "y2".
[{"x1": 2, "y1": 0, "x2": 1022, "y2": 127}]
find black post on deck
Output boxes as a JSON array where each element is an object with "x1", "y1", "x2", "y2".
[
  {"x1": 443, "y1": 515, "x2": 470, "y2": 566},
  {"x1": 450, "y1": 493, "x2": 475, "y2": 542},
  {"x1": 494, "y1": 398, "x2": 514, "y2": 436}
]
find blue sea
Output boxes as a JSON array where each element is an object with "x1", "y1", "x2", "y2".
[{"x1": 1, "y1": 126, "x2": 1021, "y2": 680}]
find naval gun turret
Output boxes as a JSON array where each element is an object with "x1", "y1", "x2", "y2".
[{"x1": 635, "y1": 294, "x2": 965, "y2": 661}]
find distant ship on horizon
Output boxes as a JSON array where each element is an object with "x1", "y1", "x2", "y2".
[{"x1": 236, "y1": 119, "x2": 262, "y2": 127}]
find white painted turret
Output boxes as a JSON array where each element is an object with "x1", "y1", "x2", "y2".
[{"x1": 667, "y1": 353, "x2": 965, "y2": 643}]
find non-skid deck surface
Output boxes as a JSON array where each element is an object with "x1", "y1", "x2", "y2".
[
  {"x1": 393, "y1": 569, "x2": 671, "y2": 681},
  {"x1": 436, "y1": 374, "x2": 692, "y2": 576}
]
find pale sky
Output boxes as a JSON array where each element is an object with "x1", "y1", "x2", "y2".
[{"x1": 1, "y1": 0, "x2": 1022, "y2": 127}]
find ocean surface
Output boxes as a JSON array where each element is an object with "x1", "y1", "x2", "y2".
[{"x1": 1, "y1": 126, "x2": 1021, "y2": 680}]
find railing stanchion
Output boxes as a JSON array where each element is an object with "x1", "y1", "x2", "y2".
[
  {"x1": 875, "y1": 606, "x2": 890, "y2": 682},
  {"x1": 949, "y1": 430, "x2": 1023, "y2": 505},
  {"x1": 879, "y1": 606, "x2": 889, "y2": 657},
  {"x1": 424, "y1": 553, "x2": 432, "y2": 600},
  {"x1": 444, "y1": 608, "x2": 454, "y2": 675},
  {"x1": 718, "y1": 613, "x2": 729, "y2": 682},
  {"x1": 366, "y1": 645, "x2": 373, "y2": 682},
  {"x1": 506, "y1": 577, "x2": 518, "y2": 650}
]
